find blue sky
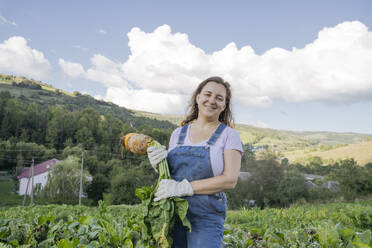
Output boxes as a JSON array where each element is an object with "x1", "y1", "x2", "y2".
[{"x1": 1, "y1": 0, "x2": 372, "y2": 134}]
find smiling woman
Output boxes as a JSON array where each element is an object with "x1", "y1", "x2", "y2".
[
  {"x1": 181, "y1": 76, "x2": 233, "y2": 128},
  {"x1": 146, "y1": 76, "x2": 243, "y2": 248}
]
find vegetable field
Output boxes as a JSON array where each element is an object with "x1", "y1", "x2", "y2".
[{"x1": 0, "y1": 201, "x2": 371, "y2": 247}]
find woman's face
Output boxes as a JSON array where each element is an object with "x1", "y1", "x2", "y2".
[{"x1": 196, "y1": 81, "x2": 227, "y2": 120}]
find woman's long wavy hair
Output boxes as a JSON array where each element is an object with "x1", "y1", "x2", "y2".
[{"x1": 180, "y1": 76, "x2": 234, "y2": 127}]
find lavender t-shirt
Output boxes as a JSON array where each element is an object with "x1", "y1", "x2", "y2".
[{"x1": 168, "y1": 125, "x2": 243, "y2": 177}]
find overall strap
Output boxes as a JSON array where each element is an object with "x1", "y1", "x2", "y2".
[
  {"x1": 207, "y1": 123, "x2": 227, "y2": 146},
  {"x1": 177, "y1": 124, "x2": 189, "y2": 145}
]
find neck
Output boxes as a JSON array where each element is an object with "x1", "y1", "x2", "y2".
[{"x1": 193, "y1": 116, "x2": 220, "y2": 129}]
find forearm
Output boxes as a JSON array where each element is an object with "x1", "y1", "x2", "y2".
[
  {"x1": 190, "y1": 149, "x2": 242, "y2": 195},
  {"x1": 190, "y1": 174, "x2": 238, "y2": 195}
]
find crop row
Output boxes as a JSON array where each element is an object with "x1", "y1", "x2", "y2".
[{"x1": 0, "y1": 201, "x2": 371, "y2": 247}]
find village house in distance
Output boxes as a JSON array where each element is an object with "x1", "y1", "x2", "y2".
[{"x1": 17, "y1": 159, "x2": 60, "y2": 195}]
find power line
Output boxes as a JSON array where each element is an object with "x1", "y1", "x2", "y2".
[
  {"x1": 0, "y1": 148, "x2": 135, "y2": 162},
  {"x1": 0, "y1": 148, "x2": 123, "y2": 156}
]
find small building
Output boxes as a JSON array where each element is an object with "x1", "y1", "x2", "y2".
[
  {"x1": 322, "y1": 181, "x2": 339, "y2": 192},
  {"x1": 238, "y1": 171, "x2": 252, "y2": 181},
  {"x1": 303, "y1": 173, "x2": 325, "y2": 181},
  {"x1": 305, "y1": 180, "x2": 318, "y2": 189},
  {"x1": 17, "y1": 159, "x2": 60, "y2": 195},
  {"x1": 244, "y1": 144, "x2": 269, "y2": 152}
]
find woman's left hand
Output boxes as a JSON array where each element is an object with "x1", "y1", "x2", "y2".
[{"x1": 154, "y1": 179, "x2": 194, "y2": 201}]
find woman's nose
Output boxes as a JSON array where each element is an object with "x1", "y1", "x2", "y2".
[{"x1": 208, "y1": 97, "x2": 216, "y2": 104}]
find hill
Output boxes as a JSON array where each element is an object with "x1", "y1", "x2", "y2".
[
  {"x1": 2, "y1": 73, "x2": 372, "y2": 164},
  {"x1": 0, "y1": 73, "x2": 175, "y2": 131},
  {"x1": 135, "y1": 111, "x2": 372, "y2": 165},
  {"x1": 285, "y1": 140, "x2": 372, "y2": 165},
  {"x1": 135, "y1": 111, "x2": 372, "y2": 148}
]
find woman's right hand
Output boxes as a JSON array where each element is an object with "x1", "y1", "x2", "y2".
[{"x1": 147, "y1": 146, "x2": 167, "y2": 173}]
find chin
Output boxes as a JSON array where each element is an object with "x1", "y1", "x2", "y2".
[{"x1": 201, "y1": 112, "x2": 219, "y2": 120}]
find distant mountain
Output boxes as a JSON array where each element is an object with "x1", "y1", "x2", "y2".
[
  {"x1": 135, "y1": 110, "x2": 372, "y2": 148},
  {"x1": 285, "y1": 141, "x2": 372, "y2": 166},
  {"x1": 135, "y1": 109, "x2": 372, "y2": 165}
]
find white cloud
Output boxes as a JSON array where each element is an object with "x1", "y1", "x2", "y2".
[
  {"x1": 105, "y1": 87, "x2": 186, "y2": 114},
  {"x1": 123, "y1": 25, "x2": 208, "y2": 95},
  {"x1": 59, "y1": 53, "x2": 187, "y2": 113},
  {"x1": 85, "y1": 54, "x2": 128, "y2": 88},
  {"x1": 99, "y1": 29, "x2": 107, "y2": 34},
  {"x1": 61, "y1": 21, "x2": 372, "y2": 114},
  {"x1": 58, "y1": 58, "x2": 84, "y2": 77},
  {"x1": 0, "y1": 15, "x2": 17, "y2": 26},
  {"x1": 0, "y1": 36, "x2": 50, "y2": 79}
]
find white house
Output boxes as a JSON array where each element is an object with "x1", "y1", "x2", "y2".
[{"x1": 17, "y1": 158, "x2": 60, "y2": 195}]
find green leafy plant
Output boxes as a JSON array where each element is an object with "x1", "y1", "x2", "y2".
[{"x1": 135, "y1": 139, "x2": 191, "y2": 247}]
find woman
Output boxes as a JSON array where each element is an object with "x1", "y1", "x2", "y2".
[{"x1": 147, "y1": 76, "x2": 243, "y2": 247}]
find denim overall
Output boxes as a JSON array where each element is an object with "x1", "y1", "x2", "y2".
[{"x1": 167, "y1": 123, "x2": 227, "y2": 248}]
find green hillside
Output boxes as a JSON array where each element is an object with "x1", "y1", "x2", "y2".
[
  {"x1": 0, "y1": 73, "x2": 175, "y2": 131},
  {"x1": 2, "y1": 73, "x2": 372, "y2": 164},
  {"x1": 135, "y1": 111, "x2": 372, "y2": 150},
  {"x1": 135, "y1": 109, "x2": 372, "y2": 164}
]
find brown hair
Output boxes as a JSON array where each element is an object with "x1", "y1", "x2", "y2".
[{"x1": 181, "y1": 76, "x2": 234, "y2": 127}]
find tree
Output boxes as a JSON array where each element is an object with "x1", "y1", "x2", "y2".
[
  {"x1": 87, "y1": 173, "x2": 110, "y2": 204},
  {"x1": 1, "y1": 98, "x2": 25, "y2": 139},
  {"x1": 106, "y1": 161, "x2": 156, "y2": 205},
  {"x1": 0, "y1": 91, "x2": 12, "y2": 126},
  {"x1": 77, "y1": 107, "x2": 100, "y2": 138},
  {"x1": 46, "y1": 107, "x2": 77, "y2": 150},
  {"x1": 42, "y1": 156, "x2": 90, "y2": 203},
  {"x1": 62, "y1": 145, "x2": 83, "y2": 158},
  {"x1": 245, "y1": 159, "x2": 283, "y2": 208},
  {"x1": 26, "y1": 103, "x2": 47, "y2": 144},
  {"x1": 329, "y1": 158, "x2": 370, "y2": 200},
  {"x1": 241, "y1": 144, "x2": 255, "y2": 171},
  {"x1": 255, "y1": 149, "x2": 280, "y2": 161},
  {"x1": 75, "y1": 127, "x2": 95, "y2": 149},
  {"x1": 277, "y1": 170, "x2": 308, "y2": 207}
]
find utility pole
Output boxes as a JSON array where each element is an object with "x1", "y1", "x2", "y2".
[
  {"x1": 30, "y1": 158, "x2": 34, "y2": 205},
  {"x1": 23, "y1": 167, "x2": 31, "y2": 206},
  {"x1": 79, "y1": 151, "x2": 84, "y2": 206}
]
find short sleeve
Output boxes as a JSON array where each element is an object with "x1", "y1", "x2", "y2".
[
  {"x1": 224, "y1": 129, "x2": 243, "y2": 155},
  {"x1": 168, "y1": 127, "x2": 181, "y2": 152}
]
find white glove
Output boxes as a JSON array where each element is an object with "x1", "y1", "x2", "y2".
[
  {"x1": 147, "y1": 146, "x2": 167, "y2": 173},
  {"x1": 154, "y1": 179, "x2": 194, "y2": 201}
]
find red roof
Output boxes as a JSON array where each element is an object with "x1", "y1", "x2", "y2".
[{"x1": 17, "y1": 159, "x2": 60, "y2": 179}]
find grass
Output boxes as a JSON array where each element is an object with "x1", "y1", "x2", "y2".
[
  {"x1": 0, "y1": 75, "x2": 73, "y2": 97},
  {"x1": 0, "y1": 178, "x2": 24, "y2": 207},
  {"x1": 0, "y1": 178, "x2": 93, "y2": 207}
]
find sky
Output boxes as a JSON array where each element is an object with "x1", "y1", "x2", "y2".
[{"x1": 1, "y1": 0, "x2": 372, "y2": 134}]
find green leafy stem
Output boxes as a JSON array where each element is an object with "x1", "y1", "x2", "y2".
[{"x1": 135, "y1": 140, "x2": 191, "y2": 248}]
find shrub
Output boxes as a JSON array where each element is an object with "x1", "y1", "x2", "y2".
[{"x1": 277, "y1": 170, "x2": 308, "y2": 207}]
